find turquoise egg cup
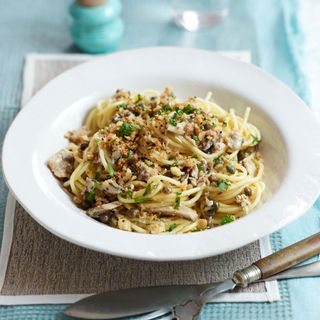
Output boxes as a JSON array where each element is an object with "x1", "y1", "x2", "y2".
[{"x1": 70, "y1": 0, "x2": 124, "y2": 54}]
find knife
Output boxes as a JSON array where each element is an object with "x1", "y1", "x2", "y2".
[
  {"x1": 65, "y1": 232, "x2": 320, "y2": 319},
  {"x1": 173, "y1": 231, "x2": 320, "y2": 319},
  {"x1": 64, "y1": 284, "x2": 211, "y2": 319}
]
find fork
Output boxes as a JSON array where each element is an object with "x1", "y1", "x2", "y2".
[
  {"x1": 136, "y1": 260, "x2": 320, "y2": 320},
  {"x1": 138, "y1": 308, "x2": 173, "y2": 320}
]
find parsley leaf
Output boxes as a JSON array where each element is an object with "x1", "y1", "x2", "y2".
[
  {"x1": 196, "y1": 163, "x2": 202, "y2": 172},
  {"x1": 220, "y1": 215, "x2": 235, "y2": 225},
  {"x1": 192, "y1": 135, "x2": 199, "y2": 144},
  {"x1": 168, "y1": 223, "x2": 177, "y2": 232},
  {"x1": 116, "y1": 103, "x2": 127, "y2": 110},
  {"x1": 182, "y1": 104, "x2": 197, "y2": 114},
  {"x1": 214, "y1": 156, "x2": 223, "y2": 165},
  {"x1": 251, "y1": 134, "x2": 261, "y2": 145},
  {"x1": 162, "y1": 104, "x2": 172, "y2": 112},
  {"x1": 218, "y1": 180, "x2": 230, "y2": 191},
  {"x1": 170, "y1": 160, "x2": 179, "y2": 167},
  {"x1": 126, "y1": 189, "x2": 133, "y2": 197},
  {"x1": 175, "y1": 109, "x2": 183, "y2": 117},
  {"x1": 169, "y1": 118, "x2": 177, "y2": 126},
  {"x1": 87, "y1": 179, "x2": 103, "y2": 203},
  {"x1": 137, "y1": 102, "x2": 145, "y2": 110},
  {"x1": 143, "y1": 183, "x2": 153, "y2": 196},
  {"x1": 93, "y1": 180, "x2": 102, "y2": 188},
  {"x1": 86, "y1": 191, "x2": 95, "y2": 204},
  {"x1": 119, "y1": 122, "x2": 140, "y2": 137},
  {"x1": 133, "y1": 197, "x2": 151, "y2": 204},
  {"x1": 175, "y1": 192, "x2": 182, "y2": 209},
  {"x1": 127, "y1": 150, "x2": 133, "y2": 158},
  {"x1": 107, "y1": 163, "x2": 114, "y2": 178}
]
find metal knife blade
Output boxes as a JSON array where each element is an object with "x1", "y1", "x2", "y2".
[
  {"x1": 65, "y1": 233, "x2": 320, "y2": 320},
  {"x1": 173, "y1": 279, "x2": 236, "y2": 320},
  {"x1": 64, "y1": 284, "x2": 212, "y2": 319},
  {"x1": 64, "y1": 259, "x2": 320, "y2": 319}
]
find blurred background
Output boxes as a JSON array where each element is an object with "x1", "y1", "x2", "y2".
[{"x1": 1, "y1": 0, "x2": 319, "y2": 114}]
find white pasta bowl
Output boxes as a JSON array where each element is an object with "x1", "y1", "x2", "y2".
[{"x1": 2, "y1": 47, "x2": 320, "y2": 261}]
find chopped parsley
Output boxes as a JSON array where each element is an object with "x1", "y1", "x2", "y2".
[
  {"x1": 93, "y1": 180, "x2": 102, "y2": 188},
  {"x1": 191, "y1": 154, "x2": 198, "y2": 159},
  {"x1": 168, "y1": 223, "x2": 177, "y2": 232},
  {"x1": 107, "y1": 163, "x2": 115, "y2": 178},
  {"x1": 175, "y1": 109, "x2": 183, "y2": 117},
  {"x1": 86, "y1": 191, "x2": 95, "y2": 204},
  {"x1": 143, "y1": 183, "x2": 153, "y2": 196},
  {"x1": 87, "y1": 180, "x2": 102, "y2": 203},
  {"x1": 196, "y1": 163, "x2": 202, "y2": 172},
  {"x1": 220, "y1": 215, "x2": 236, "y2": 225},
  {"x1": 175, "y1": 192, "x2": 182, "y2": 209},
  {"x1": 116, "y1": 103, "x2": 127, "y2": 110},
  {"x1": 182, "y1": 104, "x2": 197, "y2": 114},
  {"x1": 133, "y1": 197, "x2": 151, "y2": 204},
  {"x1": 126, "y1": 189, "x2": 133, "y2": 197},
  {"x1": 170, "y1": 160, "x2": 179, "y2": 167},
  {"x1": 214, "y1": 156, "x2": 223, "y2": 165},
  {"x1": 127, "y1": 150, "x2": 133, "y2": 158},
  {"x1": 137, "y1": 102, "x2": 145, "y2": 110},
  {"x1": 192, "y1": 135, "x2": 199, "y2": 144},
  {"x1": 218, "y1": 180, "x2": 230, "y2": 191},
  {"x1": 162, "y1": 104, "x2": 173, "y2": 112},
  {"x1": 95, "y1": 171, "x2": 102, "y2": 180},
  {"x1": 119, "y1": 122, "x2": 140, "y2": 137},
  {"x1": 251, "y1": 134, "x2": 261, "y2": 145},
  {"x1": 169, "y1": 118, "x2": 177, "y2": 126},
  {"x1": 222, "y1": 120, "x2": 228, "y2": 127}
]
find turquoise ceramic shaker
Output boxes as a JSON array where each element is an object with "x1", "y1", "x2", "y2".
[{"x1": 70, "y1": 0, "x2": 124, "y2": 54}]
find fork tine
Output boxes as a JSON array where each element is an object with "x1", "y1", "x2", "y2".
[{"x1": 138, "y1": 307, "x2": 172, "y2": 320}]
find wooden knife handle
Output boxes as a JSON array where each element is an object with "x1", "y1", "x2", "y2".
[
  {"x1": 255, "y1": 232, "x2": 320, "y2": 279},
  {"x1": 233, "y1": 232, "x2": 320, "y2": 287}
]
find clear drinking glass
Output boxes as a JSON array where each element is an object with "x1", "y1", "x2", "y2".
[{"x1": 171, "y1": 0, "x2": 229, "y2": 32}]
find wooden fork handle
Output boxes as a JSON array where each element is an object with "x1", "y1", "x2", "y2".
[{"x1": 254, "y1": 232, "x2": 320, "y2": 279}]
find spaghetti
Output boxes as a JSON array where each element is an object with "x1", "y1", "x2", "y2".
[{"x1": 48, "y1": 87, "x2": 264, "y2": 234}]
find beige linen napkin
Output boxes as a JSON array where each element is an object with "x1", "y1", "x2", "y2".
[{"x1": 0, "y1": 52, "x2": 279, "y2": 305}]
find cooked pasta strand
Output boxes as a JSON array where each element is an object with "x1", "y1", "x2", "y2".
[{"x1": 48, "y1": 87, "x2": 264, "y2": 234}]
